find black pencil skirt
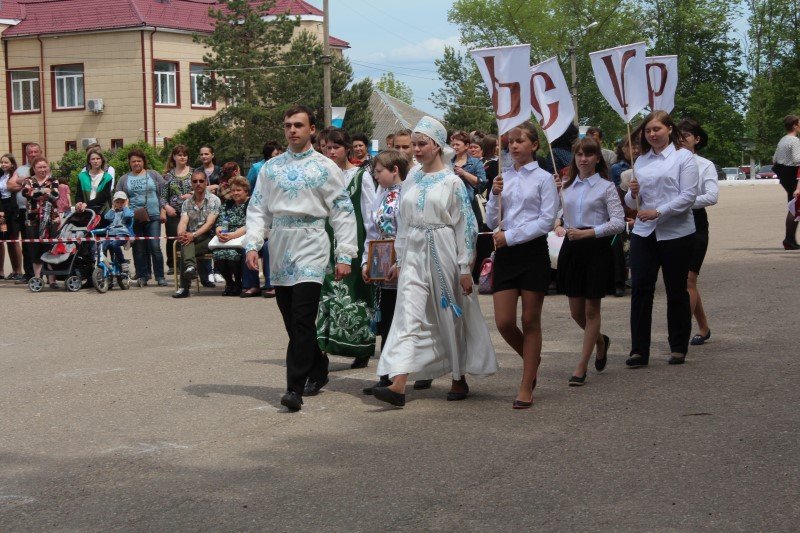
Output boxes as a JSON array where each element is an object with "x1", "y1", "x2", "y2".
[
  {"x1": 688, "y1": 208, "x2": 708, "y2": 275},
  {"x1": 556, "y1": 234, "x2": 614, "y2": 299},
  {"x1": 492, "y1": 235, "x2": 550, "y2": 293}
]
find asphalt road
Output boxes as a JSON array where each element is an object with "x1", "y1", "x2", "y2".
[{"x1": 1, "y1": 182, "x2": 797, "y2": 531}]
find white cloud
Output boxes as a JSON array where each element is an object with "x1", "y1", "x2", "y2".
[{"x1": 388, "y1": 36, "x2": 463, "y2": 62}]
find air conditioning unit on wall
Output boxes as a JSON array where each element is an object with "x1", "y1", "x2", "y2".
[
  {"x1": 81, "y1": 138, "x2": 98, "y2": 149},
  {"x1": 87, "y1": 98, "x2": 104, "y2": 113}
]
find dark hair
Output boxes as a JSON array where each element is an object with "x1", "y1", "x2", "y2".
[
  {"x1": 191, "y1": 168, "x2": 207, "y2": 181},
  {"x1": 372, "y1": 149, "x2": 410, "y2": 181},
  {"x1": 450, "y1": 130, "x2": 470, "y2": 144},
  {"x1": 784, "y1": 114, "x2": 799, "y2": 132},
  {"x1": 326, "y1": 128, "x2": 353, "y2": 149},
  {"x1": 2, "y1": 153, "x2": 19, "y2": 176},
  {"x1": 565, "y1": 137, "x2": 610, "y2": 188},
  {"x1": 639, "y1": 110, "x2": 682, "y2": 153},
  {"x1": 510, "y1": 121, "x2": 540, "y2": 146},
  {"x1": 228, "y1": 175, "x2": 250, "y2": 193},
  {"x1": 480, "y1": 134, "x2": 498, "y2": 159},
  {"x1": 85, "y1": 149, "x2": 107, "y2": 171},
  {"x1": 262, "y1": 141, "x2": 283, "y2": 160},
  {"x1": 586, "y1": 126, "x2": 603, "y2": 140},
  {"x1": 317, "y1": 126, "x2": 336, "y2": 144},
  {"x1": 220, "y1": 161, "x2": 240, "y2": 181},
  {"x1": 351, "y1": 133, "x2": 368, "y2": 145},
  {"x1": 284, "y1": 105, "x2": 316, "y2": 127},
  {"x1": 677, "y1": 118, "x2": 709, "y2": 151},
  {"x1": 551, "y1": 123, "x2": 579, "y2": 150},
  {"x1": 386, "y1": 133, "x2": 395, "y2": 141},
  {"x1": 29, "y1": 156, "x2": 49, "y2": 170},
  {"x1": 165, "y1": 144, "x2": 189, "y2": 172},
  {"x1": 199, "y1": 144, "x2": 217, "y2": 165},
  {"x1": 127, "y1": 149, "x2": 148, "y2": 168}
]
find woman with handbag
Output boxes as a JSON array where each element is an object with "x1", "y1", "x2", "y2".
[
  {"x1": 115, "y1": 149, "x2": 167, "y2": 287},
  {"x1": 486, "y1": 122, "x2": 558, "y2": 409},
  {"x1": 371, "y1": 116, "x2": 497, "y2": 409},
  {"x1": 556, "y1": 137, "x2": 625, "y2": 387}
]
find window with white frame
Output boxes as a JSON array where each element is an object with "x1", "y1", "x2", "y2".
[
  {"x1": 54, "y1": 65, "x2": 85, "y2": 109},
  {"x1": 10, "y1": 69, "x2": 41, "y2": 113},
  {"x1": 190, "y1": 64, "x2": 212, "y2": 108},
  {"x1": 154, "y1": 61, "x2": 178, "y2": 106}
]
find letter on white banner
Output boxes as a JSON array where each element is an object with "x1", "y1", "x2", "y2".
[
  {"x1": 529, "y1": 57, "x2": 574, "y2": 142},
  {"x1": 471, "y1": 45, "x2": 532, "y2": 134},
  {"x1": 645, "y1": 55, "x2": 678, "y2": 113},
  {"x1": 589, "y1": 42, "x2": 648, "y2": 123}
]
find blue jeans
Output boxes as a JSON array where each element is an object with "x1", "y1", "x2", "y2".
[
  {"x1": 103, "y1": 239, "x2": 126, "y2": 265},
  {"x1": 132, "y1": 220, "x2": 164, "y2": 280},
  {"x1": 241, "y1": 242, "x2": 271, "y2": 289}
]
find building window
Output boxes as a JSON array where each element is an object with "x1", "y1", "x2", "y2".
[
  {"x1": 154, "y1": 61, "x2": 178, "y2": 106},
  {"x1": 65, "y1": 141, "x2": 77, "y2": 152},
  {"x1": 111, "y1": 139, "x2": 124, "y2": 150},
  {"x1": 53, "y1": 64, "x2": 85, "y2": 110},
  {"x1": 10, "y1": 69, "x2": 41, "y2": 113},
  {"x1": 190, "y1": 64, "x2": 213, "y2": 108}
]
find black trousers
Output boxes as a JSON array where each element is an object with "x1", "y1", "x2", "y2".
[
  {"x1": 275, "y1": 283, "x2": 328, "y2": 394},
  {"x1": 612, "y1": 232, "x2": 627, "y2": 288},
  {"x1": 376, "y1": 287, "x2": 397, "y2": 352},
  {"x1": 165, "y1": 215, "x2": 180, "y2": 269},
  {"x1": 629, "y1": 232, "x2": 694, "y2": 357}
]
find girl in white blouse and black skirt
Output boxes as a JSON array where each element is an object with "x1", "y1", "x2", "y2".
[
  {"x1": 556, "y1": 137, "x2": 625, "y2": 386},
  {"x1": 625, "y1": 111, "x2": 699, "y2": 367},
  {"x1": 486, "y1": 122, "x2": 558, "y2": 409}
]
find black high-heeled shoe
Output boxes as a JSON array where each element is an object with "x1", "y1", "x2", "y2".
[{"x1": 782, "y1": 239, "x2": 800, "y2": 250}]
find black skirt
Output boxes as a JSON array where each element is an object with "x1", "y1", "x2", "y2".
[
  {"x1": 557, "y1": 234, "x2": 614, "y2": 299},
  {"x1": 689, "y1": 209, "x2": 708, "y2": 274},
  {"x1": 492, "y1": 235, "x2": 550, "y2": 293}
]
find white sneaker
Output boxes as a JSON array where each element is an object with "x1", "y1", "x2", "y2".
[{"x1": 213, "y1": 273, "x2": 225, "y2": 283}]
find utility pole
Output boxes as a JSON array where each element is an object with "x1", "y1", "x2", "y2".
[
  {"x1": 569, "y1": 42, "x2": 579, "y2": 126},
  {"x1": 322, "y1": 0, "x2": 332, "y2": 127}
]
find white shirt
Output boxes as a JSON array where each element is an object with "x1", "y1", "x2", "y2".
[
  {"x1": 773, "y1": 135, "x2": 800, "y2": 166},
  {"x1": 485, "y1": 160, "x2": 558, "y2": 245},
  {"x1": 625, "y1": 144, "x2": 699, "y2": 240},
  {"x1": 693, "y1": 154, "x2": 719, "y2": 210},
  {"x1": 561, "y1": 173, "x2": 625, "y2": 238},
  {"x1": 343, "y1": 166, "x2": 377, "y2": 236},
  {"x1": 14, "y1": 164, "x2": 31, "y2": 209}
]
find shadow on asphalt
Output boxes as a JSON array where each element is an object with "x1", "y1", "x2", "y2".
[{"x1": 184, "y1": 383, "x2": 285, "y2": 410}]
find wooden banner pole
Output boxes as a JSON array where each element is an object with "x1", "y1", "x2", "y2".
[
  {"x1": 546, "y1": 136, "x2": 567, "y2": 224},
  {"x1": 627, "y1": 121, "x2": 640, "y2": 211},
  {"x1": 497, "y1": 145, "x2": 503, "y2": 231}
]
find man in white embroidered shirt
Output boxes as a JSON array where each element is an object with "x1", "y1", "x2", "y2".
[{"x1": 243, "y1": 105, "x2": 357, "y2": 412}]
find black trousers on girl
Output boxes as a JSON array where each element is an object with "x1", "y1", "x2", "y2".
[
  {"x1": 275, "y1": 283, "x2": 328, "y2": 395},
  {"x1": 629, "y1": 232, "x2": 694, "y2": 357}
]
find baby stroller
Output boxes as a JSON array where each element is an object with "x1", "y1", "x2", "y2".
[
  {"x1": 90, "y1": 226, "x2": 131, "y2": 293},
  {"x1": 29, "y1": 209, "x2": 100, "y2": 292}
]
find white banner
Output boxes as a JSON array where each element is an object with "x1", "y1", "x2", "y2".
[
  {"x1": 529, "y1": 57, "x2": 574, "y2": 142},
  {"x1": 589, "y1": 42, "x2": 648, "y2": 123},
  {"x1": 645, "y1": 55, "x2": 678, "y2": 112},
  {"x1": 331, "y1": 107, "x2": 347, "y2": 128},
  {"x1": 471, "y1": 44, "x2": 532, "y2": 135}
]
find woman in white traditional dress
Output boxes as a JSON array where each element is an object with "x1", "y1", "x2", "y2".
[{"x1": 372, "y1": 117, "x2": 498, "y2": 408}]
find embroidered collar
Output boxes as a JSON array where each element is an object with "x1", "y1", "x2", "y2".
[{"x1": 286, "y1": 147, "x2": 316, "y2": 160}]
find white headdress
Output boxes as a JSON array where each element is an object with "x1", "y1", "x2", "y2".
[{"x1": 413, "y1": 116, "x2": 455, "y2": 167}]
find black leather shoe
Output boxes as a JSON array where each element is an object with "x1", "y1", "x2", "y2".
[
  {"x1": 667, "y1": 353, "x2": 686, "y2": 365},
  {"x1": 595, "y1": 335, "x2": 610, "y2": 372},
  {"x1": 182, "y1": 265, "x2": 197, "y2": 281},
  {"x1": 446, "y1": 382, "x2": 469, "y2": 401},
  {"x1": 350, "y1": 358, "x2": 369, "y2": 369},
  {"x1": 625, "y1": 354, "x2": 649, "y2": 368},
  {"x1": 373, "y1": 386, "x2": 405, "y2": 407},
  {"x1": 201, "y1": 280, "x2": 215, "y2": 288},
  {"x1": 172, "y1": 288, "x2": 190, "y2": 298},
  {"x1": 280, "y1": 390, "x2": 303, "y2": 411},
  {"x1": 413, "y1": 379, "x2": 433, "y2": 390},
  {"x1": 363, "y1": 376, "x2": 392, "y2": 395},
  {"x1": 303, "y1": 377, "x2": 329, "y2": 396},
  {"x1": 222, "y1": 285, "x2": 234, "y2": 296},
  {"x1": 568, "y1": 374, "x2": 587, "y2": 386},
  {"x1": 690, "y1": 330, "x2": 711, "y2": 346}
]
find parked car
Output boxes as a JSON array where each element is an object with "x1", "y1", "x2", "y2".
[
  {"x1": 722, "y1": 167, "x2": 746, "y2": 180},
  {"x1": 756, "y1": 164, "x2": 776, "y2": 179}
]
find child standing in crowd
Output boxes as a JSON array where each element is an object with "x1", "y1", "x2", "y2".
[
  {"x1": 361, "y1": 149, "x2": 409, "y2": 395},
  {"x1": 556, "y1": 138, "x2": 625, "y2": 386},
  {"x1": 103, "y1": 191, "x2": 134, "y2": 271},
  {"x1": 486, "y1": 122, "x2": 558, "y2": 409}
]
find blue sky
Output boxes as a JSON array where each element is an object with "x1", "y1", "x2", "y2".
[{"x1": 318, "y1": 0, "x2": 462, "y2": 116}]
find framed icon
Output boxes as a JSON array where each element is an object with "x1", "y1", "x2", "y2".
[{"x1": 366, "y1": 239, "x2": 396, "y2": 282}]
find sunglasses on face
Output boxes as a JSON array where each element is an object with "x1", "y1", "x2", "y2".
[{"x1": 191, "y1": 179, "x2": 206, "y2": 184}]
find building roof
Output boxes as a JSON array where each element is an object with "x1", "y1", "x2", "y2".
[
  {"x1": 0, "y1": 0, "x2": 349, "y2": 47},
  {"x1": 369, "y1": 90, "x2": 439, "y2": 149}
]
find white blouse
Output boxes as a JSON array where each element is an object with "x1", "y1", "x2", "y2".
[
  {"x1": 485, "y1": 161, "x2": 558, "y2": 245},
  {"x1": 561, "y1": 173, "x2": 625, "y2": 238},
  {"x1": 693, "y1": 154, "x2": 719, "y2": 210},
  {"x1": 625, "y1": 144, "x2": 699, "y2": 240},
  {"x1": 773, "y1": 135, "x2": 800, "y2": 166}
]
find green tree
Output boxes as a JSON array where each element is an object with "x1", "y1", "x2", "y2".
[
  {"x1": 376, "y1": 72, "x2": 414, "y2": 105},
  {"x1": 431, "y1": 46, "x2": 495, "y2": 133},
  {"x1": 338, "y1": 78, "x2": 376, "y2": 137},
  {"x1": 196, "y1": 0, "x2": 298, "y2": 157}
]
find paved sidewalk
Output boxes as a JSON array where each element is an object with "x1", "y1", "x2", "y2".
[{"x1": 1, "y1": 183, "x2": 798, "y2": 530}]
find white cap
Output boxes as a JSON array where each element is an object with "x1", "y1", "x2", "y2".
[{"x1": 113, "y1": 191, "x2": 128, "y2": 201}]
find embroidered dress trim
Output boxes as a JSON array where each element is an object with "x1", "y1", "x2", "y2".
[{"x1": 273, "y1": 215, "x2": 325, "y2": 228}]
